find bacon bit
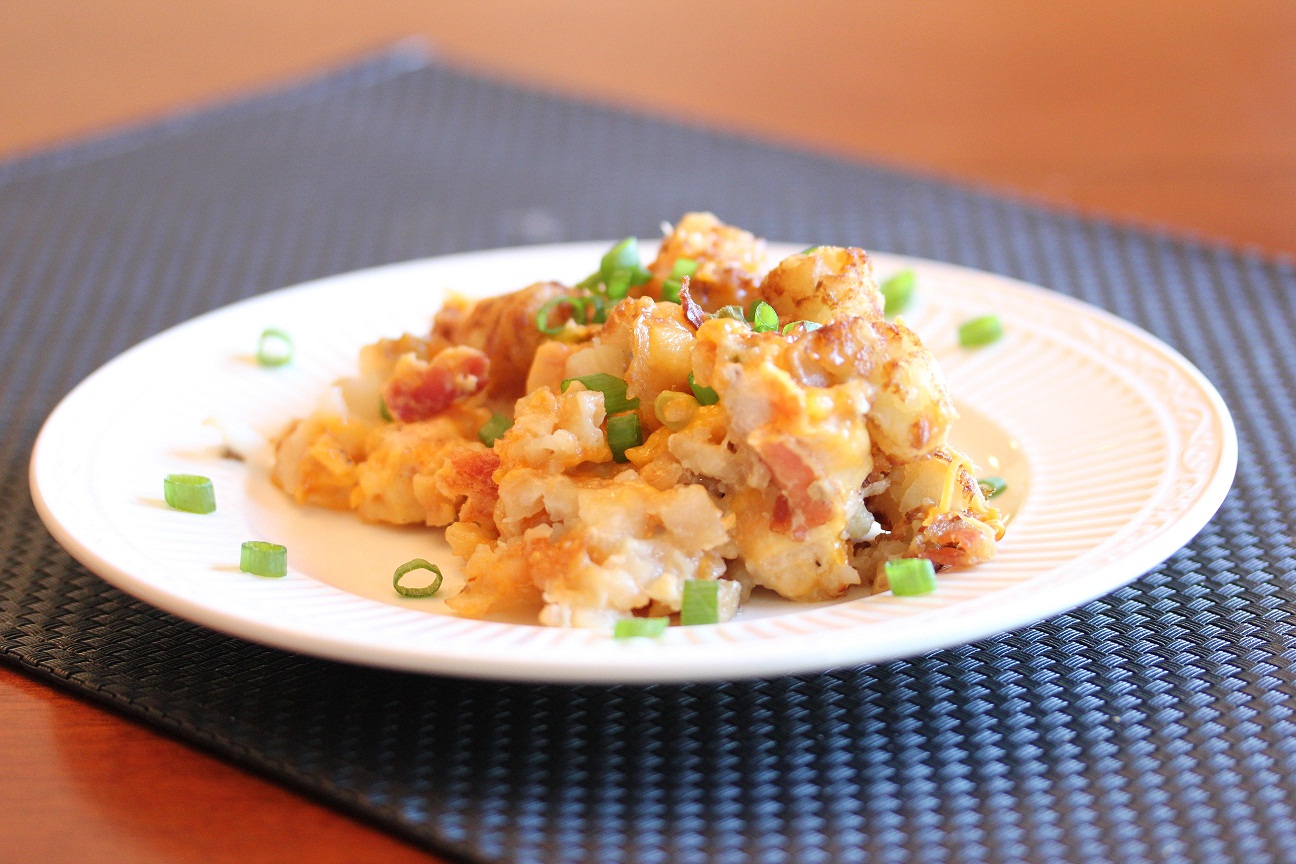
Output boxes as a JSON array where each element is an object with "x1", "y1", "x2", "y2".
[
  {"x1": 912, "y1": 512, "x2": 998, "y2": 567},
  {"x1": 437, "y1": 446, "x2": 501, "y2": 526},
  {"x1": 381, "y1": 347, "x2": 490, "y2": 422},
  {"x1": 447, "y1": 447, "x2": 500, "y2": 497},
  {"x1": 771, "y1": 494, "x2": 793, "y2": 534},
  {"x1": 922, "y1": 548, "x2": 964, "y2": 568},
  {"x1": 677, "y1": 277, "x2": 707, "y2": 330},
  {"x1": 755, "y1": 437, "x2": 834, "y2": 533}
]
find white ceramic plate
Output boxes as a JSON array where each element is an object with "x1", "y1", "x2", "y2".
[{"x1": 30, "y1": 242, "x2": 1236, "y2": 683}]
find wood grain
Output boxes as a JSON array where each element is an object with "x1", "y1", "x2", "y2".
[
  {"x1": 0, "y1": 666, "x2": 437, "y2": 863},
  {"x1": 3, "y1": 1, "x2": 1294, "y2": 254},
  {"x1": 2, "y1": 2, "x2": 1293, "y2": 862}
]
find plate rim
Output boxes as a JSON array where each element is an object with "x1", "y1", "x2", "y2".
[{"x1": 29, "y1": 242, "x2": 1239, "y2": 683}]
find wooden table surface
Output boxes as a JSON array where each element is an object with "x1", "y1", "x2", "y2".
[{"x1": 3, "y1": 2, "x2": 1294, "y2": 861}]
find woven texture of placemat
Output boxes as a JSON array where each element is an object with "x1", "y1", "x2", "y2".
[{"x1": 3, "y1": 47, "x2": 1295, "y2": 864}]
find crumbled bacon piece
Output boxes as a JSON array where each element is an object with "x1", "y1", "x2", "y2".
[
  {"x1": 910, "y1": 511, "x2": 999, "y2": 568},
  {"x1": 771, "y1": 494, "x2": 793, "y2": 534},
  {"x1": 381, "y1": 347, "x2": 490, "y2": 422},
  {"x1": 677, "y1": 277, "x2": 707, "y2": 330},
  {"x1": 436, "y1": 446, "x2": 500, "y2": 526},
  {"x1": 755, "y1": 437, "x2": 834, "y2": 536}
]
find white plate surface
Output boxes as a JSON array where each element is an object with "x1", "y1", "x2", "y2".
[{"x1": 30, "y1": 242, "x2": 1237, "y2": 683}]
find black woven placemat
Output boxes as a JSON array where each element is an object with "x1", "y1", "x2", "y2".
[{"x1": 3, "y1": 46, "x2": 1295, "y2": 864}]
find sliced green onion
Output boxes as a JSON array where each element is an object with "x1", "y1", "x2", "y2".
[
  {"x1": 163, "y1": 474, "x2": 216, "y2": 514},
  {"x1": 536, "y1": 296, "x2": 585, "y2": 335},
  {"x1": 379, "y1": 397, "x2": 393, "y2": 423},
  {"x1": 583, "y1": 294, "x2": 609, "y2": 324},
  {"x1": 750, "y1": 300, "x2": 779, "y2": 333},
  {"x1": 606, "y1": 267, "x2": 633, "y2": 300},
  {"x1": 576, "y1": 271, "x2": 603, "y2": 292},
  {"x1": 614, "y1": 617, "x2": 669, "y2": 639},
  {"x1": 654, "y1": 390, "x2": 698, "y2": 431},
  {"x1": 781, "y1": 320, "x2": 823, "y2": 334},
  {"x1": 880, "y1": 269, "x2": 916, "y2": 316},
  {"x1": 715, "y1": 304, "x2": 746, "y2": 321},
  {"x1": 978, "y1": 476, "x2": 1007, "y2": 499},
  {"x1": 600, "y1": 238, "x2": 640, "y2": 281},
  {"x1": 688, "y1": 372, "x2": 719, "y2": 406},
  {"x1": 630, "y1": 265, "x2": 653, "y2": 286},
  {"x1": 479, "y1": 413, "x2": 514, "y2": 446},
  {"x1": 958, "y1": 314, "x2": 1003, "y2": 348},
  {"x1": 393, "y1": 558, "x2": 443, "y2": 598},
  {"x1": 560, "y1": 373, "x2": 640, "y2": 414},
  {"x1": 800, "y1": 245, "x2": 821, "y2": 254},
  {"x1": 680, "y1": 580, "x2": 720, "y2": 625},
  {"x1": 607, "y1": 412, "x2": 642, "y2": 462},
  {"x1": 885, "y1": 557, "x2": 937, "y2": 596},
  {"x1": 661, "y1": 278, "x2": 683, "y2": 304},
  {"x1": 240, "y1": 541, "x2": 287, "y2": 578},
  {"x1": 256, "y1": 328, "x2": 293, "y2": 367},
  {"x1": 669, "y1": 257, "x2": 699, "y2": 279}
]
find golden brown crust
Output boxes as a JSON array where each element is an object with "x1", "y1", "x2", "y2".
[
  {"x1": 433, "y1": 281, "x2": 580, "y2": 398},
  {"x1": 644, "y1": 212, "x2": 765, "y2": 311}
]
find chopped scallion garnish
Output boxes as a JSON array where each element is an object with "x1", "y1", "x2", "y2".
[
  {"x1": 885, "y1": 558, "x2": 937, "y2": 596},
  {"x1": 256, "y1": 328, "x2": 293, "y2": 367},
  {"x1": 393, "y1": 558, "x2": 444, "y2": 598},
  {"x1": 536, "y1": 296, "x2": 586, "y2": 335},
  {"x1": 606, "y1": 267, "x2": 633, "y2": 300},
  {"x1": 379, "y1": 397, "x2": 393, "y2": 423},
  {"x1": 571, "y1": 237, "x2": 647, "y2": 299},
  {"x1": 607, "y1": 412, "x2": 642, "y2": 462},
  {"x1": 661, "y1": 279, "x2": 683, "y2": 304},
  {"x1": 958, "y1": 314, "x2": 1003, "y2": 347},
  {"x1": 479, "y1": 413, "x2": 514, "y2": 446},
  {"x1": 614, "y1": 617, "x2": 669, "y2": 639},
  {"x1": 715, "y1": 305, "x2": 746, "y2": 321},
  {"x1": 750, "y1": 300, "x2": 779, "y2": 333},
  {"x1": 163, "y1": 474, "x2": 216, "y2": 514},
  {"x1": 240, "y1": 541, "x2": 287, "y2": 578},
  {"x1": 880, "y1": 270, "x2": 916, "y2": 316},
  {"x1": 800, "y1": 245, "x2": 821, "y2": 254},
  {"x1": 670, "y1": 257, "x2": 698, "y2": 279},
  {"x1": 978, "y1": 476, "x2": 1007, "y2": 499},
  {"x1": 600, "y1": 238, "x2": 640, "y2": 281},
  {"x1": 781, "y1": 320, "x2": 823, "y2": 334},
  {"x1": 680, "y1": 580, "x2": 720, "y2": 625},
  {"x1": 688, "y1": 372, "x2": 719, "y2": 406},
  {"x1": 560, "y1": 373, "x2": 640, "y2": 414},
  {"x1": 583, "y1": 294, "x2": 609, "y2": 324},
  {"x1": 654, "y1": 390, "x2": 698, "y2": 431}
]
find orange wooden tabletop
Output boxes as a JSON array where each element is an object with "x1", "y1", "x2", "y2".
[{"x1": 3, "y1": 2, "x2": 1294, "y2": 862}]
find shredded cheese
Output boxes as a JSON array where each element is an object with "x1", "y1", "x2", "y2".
[{"x1": 938, "y1": 452, "x2": 974, "y2": 514}]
